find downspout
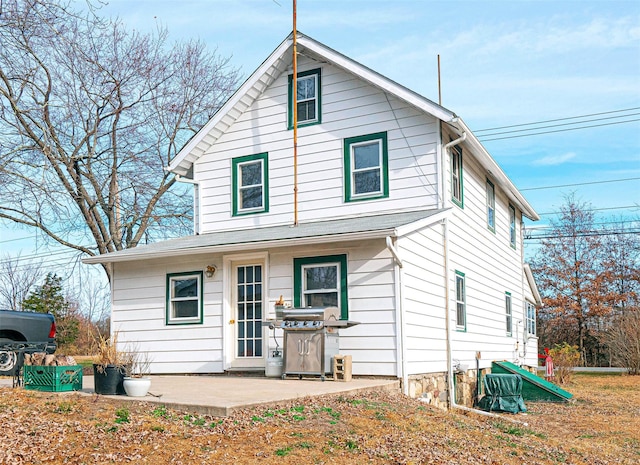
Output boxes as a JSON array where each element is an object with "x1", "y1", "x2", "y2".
[
  {"x1": 442, "y1": 217, "x2": 522, "y2": 421},
  {"x1": 440, "y1": 126, "x2": 526, "y2": 422},
  {"x1": 386, "y1": 236, "x2": 408, "y2": 396},
  {"x1": 174, "y1": 174, "x2": 200, "y2": 235}
]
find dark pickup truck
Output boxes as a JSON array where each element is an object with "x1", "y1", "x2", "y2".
[{"x1": 0, "y1": 309, "x2": 57, "y2": 376}]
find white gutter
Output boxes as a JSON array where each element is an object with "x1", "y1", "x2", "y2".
[{"x1": 386, "y1": 236, "x2": 408, "y2": 396}]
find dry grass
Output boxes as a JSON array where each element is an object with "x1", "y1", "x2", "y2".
[{"x1": 0, "y1": 373, "x2": 638, "y2": 464}]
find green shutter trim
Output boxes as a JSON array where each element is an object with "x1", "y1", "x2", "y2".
[
  {"x1": 451, "y1": 145, "x2": 464, "y2": 208},
  {"x1": 287, "y1": 68, "x2": 322, "y2": 129},
  {"x1": 231, "y1": 152, "x2": 269, "y2": 216},
  {"x1": 343, "y1": 131, "x2": 389, "y2": 203},
  {"x1": 165, "y1": 271, "x2": 204, "y2": 326},
  {"x1": 293, "y1": 254, "x2": 348, "y2": 319}
]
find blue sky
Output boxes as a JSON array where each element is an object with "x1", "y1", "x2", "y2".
[{"x1": 2, "y1": 0, "x2": 639, "y2": 267}]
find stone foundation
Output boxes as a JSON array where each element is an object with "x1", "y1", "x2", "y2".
[
  {"x1": 405, "y1": 372, "x2": 449, "y2": 410},
  {"x1": 404, "y1": 369, "x2": 488, "y2": 410}
]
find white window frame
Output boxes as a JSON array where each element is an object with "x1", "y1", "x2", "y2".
[
  {"x1": 486, "y1": 180, "x2": 495, "y2": 232},
  {"x1": 526, "y1": 301, "x2": 537, "y2": 336},
  {"x1": 166, "y1": 272, "x2": 203, "y2": 325},
  {"x1": 455, "y1": 271, "x2": 466, "y2": 330},
  {"x1": 297, "y1": 74, "x2": 318, "y2": 124},
  {"x1": 505, "y1": 292, "x2": 513, "y2": 336},
  {"x1": 509, "y1": 204, "x2": 517, "y2": 248},
  {"x1": 301, "y1": 262, "x2": 341, "y2": 308},
  {"x1": 232, "y1": 153, "x2": 268, "y2": 216},
  {"x1": 451, "y1": 145, "x2": 463, "y2": 207}
]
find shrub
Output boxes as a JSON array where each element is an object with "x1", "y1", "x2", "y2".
[{"x1": 549, "y1": 342, "x2": 581, "y2": 384}]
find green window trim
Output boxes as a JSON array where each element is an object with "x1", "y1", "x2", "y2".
[
  {"x1": 505, "y1": 291, "x2": 513, "y2": 336},
  {"x1": 343, "y1": 132, "x2": 389, "y2": 202},
  {"x1": 293, "y1": 254, "x2": 348, "y2": 320},
  {"x1": 451, "y1": 144, "x2": 464, "y2": 208},
  {"x1": 288, "y1": 68, "x2": 322, "y2": 129},
  {"x1": 232, "y1": 152, "x2": 269, "y2": 216},
  {"x1": 166, "y1": 271, "x2": 204, "y2": 325},
  {"x1": 455, "y1": 271, "x2": 466, "y2": 331},
  {"x1": 486, "y1": 179, "x2": 496, "y2": 233},
  {"x1": 509, "y1": 204, "x2": 517, "y2": 249}
]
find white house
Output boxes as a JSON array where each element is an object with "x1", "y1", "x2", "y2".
[{"x1": 84, "y1": 32, "x2": 541, "y2": 407}]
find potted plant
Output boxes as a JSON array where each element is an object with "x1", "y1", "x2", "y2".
[
  {"x1": 92, "y1": 332, "x2": 130, "y2": 395},
  {"x1": 123, "y1": 349, "x2": 152, "y2": 397}
]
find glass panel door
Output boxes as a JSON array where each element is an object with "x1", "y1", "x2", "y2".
[{"x1": 235, "y1": 264, "x2": 263, "y2": 359}]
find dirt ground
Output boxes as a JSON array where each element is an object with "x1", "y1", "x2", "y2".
[{"x1": 0, "y1": 373, "x2": 638, "y2": 464}]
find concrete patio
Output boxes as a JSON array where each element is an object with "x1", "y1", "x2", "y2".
[{"x1": 2, "y1": 374, "x2": 400, "y2": 417}]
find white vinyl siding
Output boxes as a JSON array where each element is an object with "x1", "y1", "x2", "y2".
[{"x1": 444, "y1": 125, "x2": 527, "y2": 366}]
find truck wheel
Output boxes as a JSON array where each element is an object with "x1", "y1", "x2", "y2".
[{"x1": 0, "y1": 338, "x2": 20, "y2": 376}]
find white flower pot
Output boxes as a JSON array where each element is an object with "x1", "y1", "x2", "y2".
[{"x1": 123, "y1": 376, "x2": 151, "y2": 397}]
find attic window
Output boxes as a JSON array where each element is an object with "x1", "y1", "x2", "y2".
[
  {"x1": 232, "y1": 153, "x2": 269, "y2": 216},
  {"x1": 288, "y1": 68, "x2": 321, "y2": 128}
]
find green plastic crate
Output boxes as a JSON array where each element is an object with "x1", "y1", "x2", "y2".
[{"x1": 23, "y1": 365, "x2": 83, "y2": 392}]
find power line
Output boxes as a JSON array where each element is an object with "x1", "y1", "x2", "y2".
[
  {"x1": 477, "y1": 118, "x2": 640, "y2": 142},
  {"x1": 536, "y1": 205, "x2": 639, "y2": 216},
  {"x1": 477, "y1": 112, "x2": 640, "y2": 138},
  {"x1": 474, "y1": 107, "x2": 640, "y2": 132},
  {"x1": 525, "y1": 229, "x2": 640, "y2": 240},
  {"x1": 520, "y1": 177, "x2": 640, "y2": 192}
]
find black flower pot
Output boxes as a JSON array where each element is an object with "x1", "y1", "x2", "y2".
[{"x1": 93, "y1": 364, "x2": 127, "y2": 395}]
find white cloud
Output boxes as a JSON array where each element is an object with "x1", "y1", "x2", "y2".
[{"x1": 532, "y1": 152, "x2": 577, "y2": 166}]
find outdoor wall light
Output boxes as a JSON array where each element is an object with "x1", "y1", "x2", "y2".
[{"x1": 205, "y1": 265, "x2": 217, "y2": 278}]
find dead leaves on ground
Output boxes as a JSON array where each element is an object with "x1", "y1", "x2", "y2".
[{"x1": 0, "y1": 374, "x2": 638, "y2": 464}]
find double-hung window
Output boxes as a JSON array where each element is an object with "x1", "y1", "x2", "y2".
[
  {"x1": 451, "y1": 145, "x2": 463, "y2": 207},
  {"x1": 344, "y1": 132, "x2": 389, "y2": 202},
  {"x1": 509, "y1": 205, "x2": 517, "y2": 248},
  {"x1": 455, "y1": 271, "x2": 466, "y2": 330},
  {"x1": 294, "y1": 255, "x2": 348, "y2": 320},
  {"x1": 526, "y1": 301, "x2": 536, "y2": 336},
  {"x1": 505, "y1": 292, "x2": 513, "y2": 336},
  {"x1": 166, "y1": 271, "x2": 203, "y2": 325},
  {"x1": 232, "y1": 153, "x2": 269, "y2": 216},
  {"x1": 486, "y1": 179, "x2": 495, "y2": 232},
  {"x1": 288, "y1": 68, "x2": 321, "y2": 128}
]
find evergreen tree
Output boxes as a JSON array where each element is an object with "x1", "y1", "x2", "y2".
[{"x1": 22, "y1": 273, "x2": 78, "y2": 346}]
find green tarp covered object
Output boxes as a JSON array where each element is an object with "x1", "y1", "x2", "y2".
[{"x1": 478, "y1": 373, "x2": 527, "y2": 413}]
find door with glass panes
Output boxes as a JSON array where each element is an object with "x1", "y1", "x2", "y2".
[{"x1": 231, "y1": 262, "x2": 264, "y2": 368}]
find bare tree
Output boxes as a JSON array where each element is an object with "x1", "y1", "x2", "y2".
[
  {"x1": 0, "y1": 253, "x2": 43, "y2": 310},
  {"x1": 603, "y1": 309, "x2": 640, "y2": 374},
  {"x1": 0, "y1": 0, "x2": 241, "y2": 281}
]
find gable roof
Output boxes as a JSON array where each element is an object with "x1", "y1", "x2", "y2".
[
  {"x1": 167, "y1": 31, "x2": 456, "y2": 177},
  {"x1": 82, "y1": 208, "x2": 448, "y2": 264},
  {"x1": 167, "y1": 31, "x2": 538, "y2": 221}
]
